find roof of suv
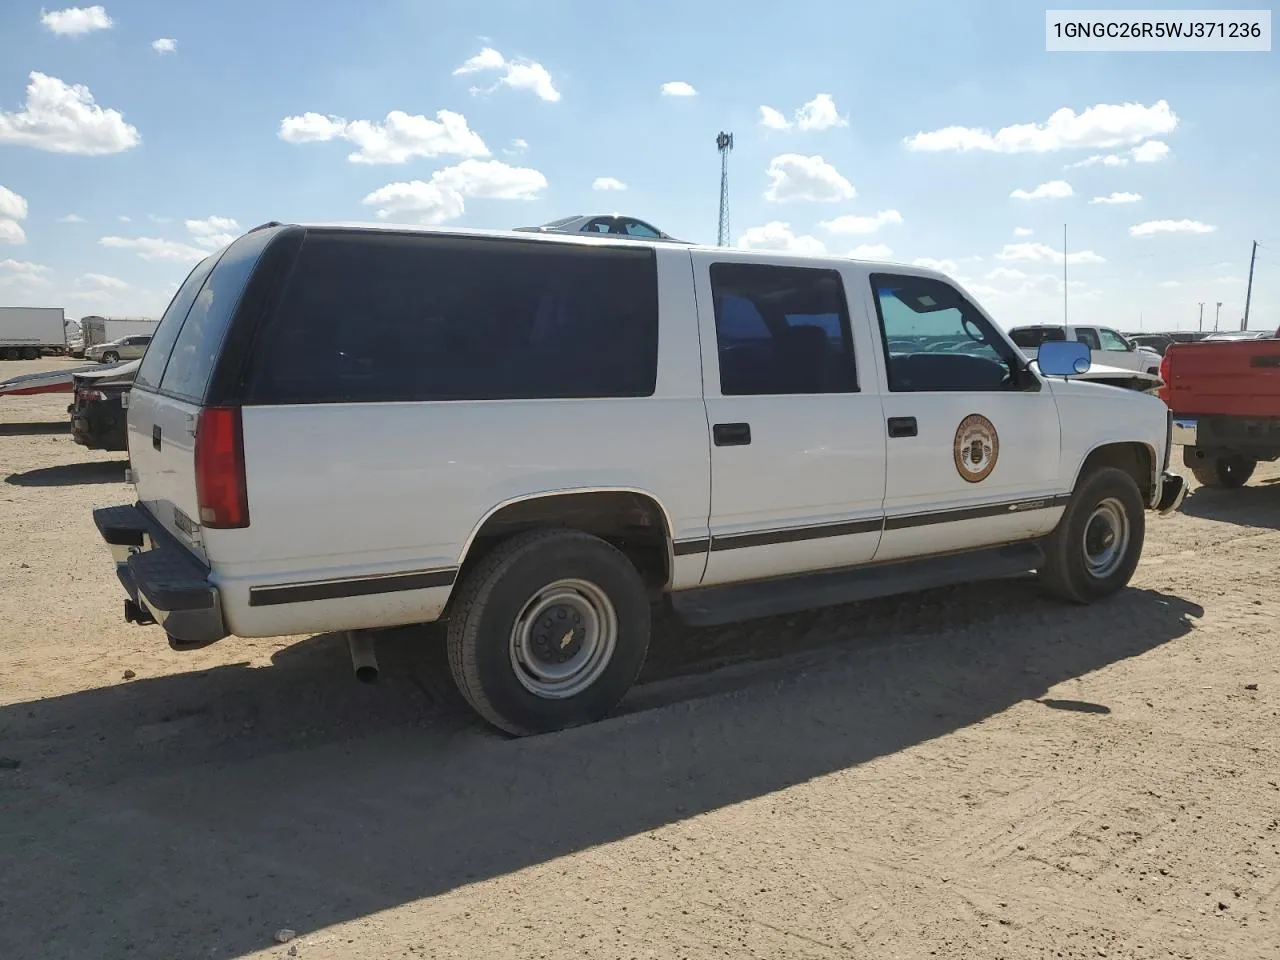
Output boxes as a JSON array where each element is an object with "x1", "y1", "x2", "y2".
[{"x1": 262, "y1": 219, "x2": 936, "y2": 275}]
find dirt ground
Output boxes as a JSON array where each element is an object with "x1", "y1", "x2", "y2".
[{"x1": 1, "y1": 357, "x2": 1277, "y2": 960}]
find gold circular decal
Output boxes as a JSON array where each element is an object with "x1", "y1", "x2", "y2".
[{"x1": 953, "y1": 414, "x2": 999, "y2": 483}]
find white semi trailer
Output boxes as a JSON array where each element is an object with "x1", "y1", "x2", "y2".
[{"x1": 0, "y1": 307, "x2": 68, "y2": 360}]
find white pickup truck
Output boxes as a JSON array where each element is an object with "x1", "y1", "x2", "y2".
[
  {"x1": 93, "y1": 223, "x2": 1187, "y2": 735},
  {"x1": 1009, "y1": 324, "x2": 1163, "y2": 377}
]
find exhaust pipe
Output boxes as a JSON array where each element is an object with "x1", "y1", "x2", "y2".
[{"x1": 347, "y1": 630, "x2": 379, "y2": 684}]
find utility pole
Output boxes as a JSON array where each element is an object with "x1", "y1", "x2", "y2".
[
  {"x1": 1243, "y1": 240, "x2": 1258, "y2": 330},
  {"x1": 1215, "y1": 301, "x2": 1223, "y2": 332},
  {"x1": 1198, "y1": 301, "x2": 1205, "y2": 332},
  {"x1": 1063, "y1": 224, "x2": 1068, "y2": 325},
  {"x1": 716, "y1": 131, "x2": 734, "y2": 247}
]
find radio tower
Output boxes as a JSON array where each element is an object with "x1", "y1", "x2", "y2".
[{"x1": 716, "y1": 131, "x2": 734, "y2": 246}]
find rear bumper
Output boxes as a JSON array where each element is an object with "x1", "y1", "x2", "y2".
[{"x1": 92, "y1": 504, "x2": 228, "y2": 649}]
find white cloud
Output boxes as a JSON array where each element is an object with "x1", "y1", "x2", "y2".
[
  {"x1": 1159, "y1": 280, "x2": 1181, "y2": 288},
  {"x1": 759, "y1": 95, "x2": 847, "y2": 132},
  {"x1": 847, "y1": 243, "x2": 893, "y2": 260},
  {"x1": 40, "y1": 5, "x2": 112, "y2": 35},
  {"x1": 99, "y1": 235, "x2": 208, "y2": 262},
  {"x1": 986, "y1": 266, "x2": 1031, "y2": 281},
  {"x1": 796, "y1": 94, "x2": 847, "y2": 132},
  {"x1": 764, "y1": 154, "x2": 855, "y2": 203},
  {"x1": 912, "y1": 257, "x2": 961, "y2": 274},
  {"x1": 0, "y1": 259, "x2": 52, "y2": 288},
  {"x1": 1129, "y1": 219, "x2": 1216, "y2": 237},
  {"x1": 504, "y1": 138, "x2": 529, "y2": 155},
  {"x1": 0, "y1": 185, "x2": 28, "y2": 245},
  {"x1": 592, "y1": 177, "x2": 626, "y2": 191},
  {"x1": 0, "y1": 71, "x2": 140, "y2": 155},
  {"x1": 996, "y1": 242, "x2": 1105, "y2": 265},
  {"x1": 1068, "y1": 153, "x2": 1128, "y2": 169},
  {"x1": 1215, "y1": 275, "x2": 1243, "y2": 284},
  {"x1": 78, "y1": 272, "x2": 129, "y2": 290},
  {"x1": 759, "y1": 105, "x2": 790, "y2": 130},
  {"x1": 151, "y1": 37, "x2": 177, "y2": 54},
  {"x1": 361, "y1": 159, "x2": 547, "y2": 224},
  {"x1": 660, "y1": 81, "x2": 697, "y2": 97},
  {"x1": 185, "y1": 215, "x2": 240, "y2": 249},
  {"x1": 454, "y1": 48, "x2": 560, "y2": 102},
  {"x1": 1132, "y1": 140, "x2": 1171, "y2": 163},
  {"x1": 736, "y1": 222, "x2": 826, "y2": 255},
  {"x1": 1013, "y1": 227, "x2": 1034, "y2": 236},
  {"x1": 1090, "y1": 191, "x2": 1142, "y2": 205},
  {"x1": 819, "y1": 209, "x2": 903, "y2": 235},
  {"x1": 58, "y1": 213, "x2": 85, "y2": 223},
  {"x1": 117, "y1": 214, "x2": 131, "y2": 222},
  {"x1": 278, "y1": 109, "x2": 489, "y2": 164},
  {"x1": 1010, "y1": 180, "x2": 1073, "y2": 200},
  {"x1": 904, "y1": 100, "x2": 1178, "y2": 154}
]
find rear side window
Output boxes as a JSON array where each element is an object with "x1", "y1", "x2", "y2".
[
  {"x1": 709, "y1": 262, "x2": 857, "y2": 396},
  {"x1": 133, "y1": 257, "x2": 216, "y2": 392},
  {"x1": 1008, "y1": 327, "x2": 1066, "y2": 348},
  {"x1": 245, "y1": 231, "x2": 659, "y2": 403},
  {"x1": 158, "y1": 230, "x2": 274, "y2": 403}
]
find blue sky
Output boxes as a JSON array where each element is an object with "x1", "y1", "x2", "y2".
[{"x1": 0, "y1": 0, "x2": 1276, "y2": 332}]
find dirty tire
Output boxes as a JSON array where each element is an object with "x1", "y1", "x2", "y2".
[
  {"x1": 1191, "y1": 456, "x2": 1255, "y2": 489},
  {"x1": 19, "y1": 347, "x2": 39, "y2": 360},
  {"x1": 1039, "y1": 466, "x2": 1145, "y2": 604},
  {"x1": 446, "y1": 528, "x2": 651, "y2": 737},
  {"x1": 101, "y1": 351, "x2": 119, "y2": 364}
]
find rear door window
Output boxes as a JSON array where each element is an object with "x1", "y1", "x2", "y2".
[
  {"x1": 245, "y1": 231, "x2": 660, "y2": 403},
  {"x1": 158, "y1": 229, "x2": 275, "y2": 403}
]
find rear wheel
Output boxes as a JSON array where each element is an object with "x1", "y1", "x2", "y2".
[
  {"x1": 0, "y1": 347, "x2": 18, "y2": 361},
  {"x1": 1039, "y1": 466, "x2": 1146, "y2": 604},
  {"x1": 19, "y1": 347, "x2": 38, "y2": 360},
  {"x1": 1191, "y1": 455, "x2": 1255, "y2": 489},
  {"x1": 101, "y1": 351, "x2": 119, "y2": 364},
  {"x1": 446, "y1": 528, "x2": 651, "y2": 736}
]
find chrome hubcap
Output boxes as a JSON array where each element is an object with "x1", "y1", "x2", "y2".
[
  {"x1": 1082, "y1": 497, "x2": 1130, "y2": 579},
  {"x1": 509, "y1": 578, "x2": 617, "y2": 699}
]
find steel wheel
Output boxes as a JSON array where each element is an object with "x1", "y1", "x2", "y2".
[
  {"x1": 508, "y1": 577, "x2": 618, "y2": 699},
  {"x1": 1082, "y1": 497, "x2": 1130, "y2": 579}
]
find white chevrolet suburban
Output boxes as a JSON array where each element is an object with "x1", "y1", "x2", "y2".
[{"x1": 93, "y1": 222, "x2": 1187, "y2": 736}]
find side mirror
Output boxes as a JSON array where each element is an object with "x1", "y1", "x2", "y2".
[{"x1": 1037, "y1": 340, "x2": 1091, "y2": 376}]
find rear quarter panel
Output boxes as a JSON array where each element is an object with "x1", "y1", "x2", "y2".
[{"x1": 1162, "y1": 340, "x2": 1280, "y2": 417}]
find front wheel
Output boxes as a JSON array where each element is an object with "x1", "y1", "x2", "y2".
[
  {"x1": 446, "y1": 528, "x2": 651, "y2": 736},
  {"x1": 1039, "y1": 466, "x2": 1146, "y2": 604},
  {"x1": 101, "y1": 351, "x2": 119, "y2": 364},
  {"x1": 1191, "y1": 455, "x2": 1255, "y2": 489}
]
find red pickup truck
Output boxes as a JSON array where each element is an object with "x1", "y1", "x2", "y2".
[{"x1": 1159, "y1": 335, "x2": 1280, "y2": 488}]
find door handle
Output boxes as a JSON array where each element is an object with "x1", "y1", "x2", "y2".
[
  {"x1": 152, "y1": 424, "x2": 162, "y2": 451},
  {"x1": 887, "y1": 416, "x2": 917, "y2": 439},
  {"x1": 713, "y1": 422, "x2": 752, "y2": 447}
]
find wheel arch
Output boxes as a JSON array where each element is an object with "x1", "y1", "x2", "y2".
[
  {"x1": 1071, "y1": 441, "x2": 1158, "y2": 505},
  {"x1": 453, "y1": 487, "x2": 677, "y2": 601}
]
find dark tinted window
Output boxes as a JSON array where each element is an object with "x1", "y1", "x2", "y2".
[
  {"x1": 134, "y1": 257, "x2": 216, "y2": 391},
  {"x1": 871, "y1": 273, "x2": 1018, "y2": 392},
  {"x1": 246, "y1": 231, "x2": 659, "y2": 403},
  {"x1": 710, "y1": 263, "x2": 857, "y2": 396},
  {"x1": 1008, "y1": 326, "x2": 1066, "y2": 348},
  {"x1": 623, "y1": 219, "x2": 660, "y2": 238},
  {"x1": 158, "y1": 229, "x2": 274, "y2": 403}
]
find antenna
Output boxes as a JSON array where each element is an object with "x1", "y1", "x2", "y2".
[{"x1": 716, "y1": 131, "x2": 734, "y2": 247}]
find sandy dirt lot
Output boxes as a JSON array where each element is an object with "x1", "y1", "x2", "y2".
[{"x1": 1, "y1": 357, "x2": 1277, "y2": 960}]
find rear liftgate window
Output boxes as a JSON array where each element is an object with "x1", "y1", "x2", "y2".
[{"x1": 245, "y1": 232, "x2": 660, "y2": 403}]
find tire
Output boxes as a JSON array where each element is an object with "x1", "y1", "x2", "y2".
[
  {"x1": 19, "y1": 347, "x2": 39, "y2": 360},
  {"x1": 1039, "y1": 466, "x2": 1146, "y2": 604},
  {"x1": 446, "y1": 528, "x2": 651, "y2": 736},
  {"x1": 1191, "y1": 456, "x2": 1255, "y2": 489},
  {"x1": 0, "y1": 347, "x2": 18, "y2": 361},
  {"x1": 101, "y1": 351, "x2": 119, "y2": 364}
]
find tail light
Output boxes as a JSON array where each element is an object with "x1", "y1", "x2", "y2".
[
  {"x1": 77, "y1": 388, "x2": 107, "y2": 403},
  {"x1": 194, "y1": 406, "x2": 249, "y2": 529}
]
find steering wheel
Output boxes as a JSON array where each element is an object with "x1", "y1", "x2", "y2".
[{"x1": 961, "y1": 315, "x2": 987, "y2": 344}]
